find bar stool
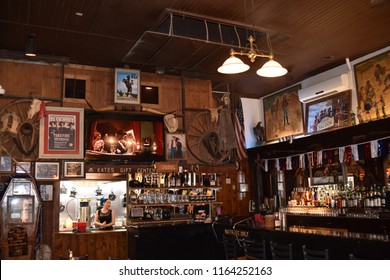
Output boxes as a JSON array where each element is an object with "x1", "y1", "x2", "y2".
[
  {"x1": 222, "y1": 234, "x2": 241, "y2": 260},
  {"x1": 241, "y1": 238, "x2": 267, "y2": 260},
  {"x1": 270, "y1": 241, "x2": 293, "y2": 260},
  {"x1": 302, "y1": 245, "x2": 329, "y2": 260}
]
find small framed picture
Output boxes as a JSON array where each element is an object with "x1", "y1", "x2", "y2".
[
  {"x1": 0, "y1": 155, "x2": 13, "y2": 172},
  {"x1": 63, "y1": 161, "x2": 84, "y2": 178},
  {"x1": 35, "y1": 162, "x2": 60, "y2": 180},
  {"x1": 40, "y1": 184, "x2": 53, "y2": 201},
  {"x1": 305, "y1": 90, "x2": 352, "y2": 135},
  {"x1": 165, "y1": 133, "x2": 187, "y2": 160},
  {"x1": 114, "y1": 68, "x2": 141, "y2": 104},
  {"x1": 16, "y1": 162, "x2": 32, "y2": 174}
]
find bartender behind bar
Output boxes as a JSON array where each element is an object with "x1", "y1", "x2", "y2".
[{"x1": 94, "y1": 198, "x2": 116, "y2": 230}]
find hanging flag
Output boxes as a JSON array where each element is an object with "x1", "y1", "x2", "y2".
[{"x1": 234, "y1": 97, "x2": 247, "y2": 160}]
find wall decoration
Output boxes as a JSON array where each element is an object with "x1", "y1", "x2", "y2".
[
  {"x1": 114, "y1": 68, "x2": 141, "y2": 104},
  {"x1": 165, "y1": 133, "x2": 187, "y2": 160},
  {"x1": 39, "y1": 107, "x2": 84, "y2": 159},
  {"x1": 63, "y1": 161, "x2": 84, "y2": 178},
  {"x1": 39, "y1": 184, "x2": 53, "y2": 201},
  {"x1": 15, "y1": 162, "x2": 31, "y2": 174},
  {"x1": 354, "y1": 50, "x2": 390, "y2": 122},
  {"x1": 263, "y1": 84, "x2": 303, "y2": 142},
  {"x1": 0, "y1": 155, "x2": 12, "y2": 172},
  {"x1": 35, "y1": 162, "x2": 60, "y2": 180},
  {"x1": 305, "y1": 90, "x2": 352, "y2": 135}
]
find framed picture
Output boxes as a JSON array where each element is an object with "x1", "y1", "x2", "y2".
[
  {"x1": 354, "y1": 50, "x2": 390, "y2": 122},
  {"x1": 114, "y1": 68, "x2": 141, "y2": 104},
  {"x1": 63, "y1": 161, "x2": 84, "y2": 178},
  {"x1": 39, "y1": 107, "x2": 84, "y2": 159},
  {"x1": 40, "y1": 184, "x2": 53, "y2": 201},
  {"x1": 305, "y1": 90, "x2": 352, "y2": 135},
  {"x1": 263, "y1": 84, "x2": 304, "y2": 142},
  {"x1": 35, "y1": 162, "x2": 60, "y2": 180},
  {"x1": 165, "y1": 133, "x2": 187, "y2": 160},
  {"x1": 0, "y1": 155, "x2": 12, "y2": 172},
  {"x1": 15, "y1": 162, "x2": 31, "y2": 174}
]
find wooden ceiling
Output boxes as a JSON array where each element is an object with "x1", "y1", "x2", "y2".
[{"x1": 0, "y1": 0, "x2": 389, "y2": 98}]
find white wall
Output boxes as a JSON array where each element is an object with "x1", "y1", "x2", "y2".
[{"x1": 241, "y1": 98, "x2": 261, "y2": 149}]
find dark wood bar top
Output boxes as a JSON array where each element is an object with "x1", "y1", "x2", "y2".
[
  {"x1": 57, "y1": 228, "x2": 127, "y2": 234},
  {"x1": 214, "y1": 220, "x2": 390, "y2": 259}
]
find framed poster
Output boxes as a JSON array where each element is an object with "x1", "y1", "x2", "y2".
[
  {"x1": 15, "y1": 162, "x2": 32, "y2": 174},
  {"x1": 354, "y1": 50, "x2": 390, "y2": 122},
  {"x1": 0, "y1": 155, "x2": 12, "y2": 172},
  {"x1": 35, "y1": 162, "x2": 60, "y2": 180},
  {"x1": 305, "y1": 90, "x2": 352, "y2": 135},
  {"x1": 39, "y1": 107, "x2": 84, "y2": 159},
  {"x1": 62, "y1": 161, "x2": 84, "y2": 178},
  {"x1": 263, "y1": 84, "x2": 304, "y2": 142},
  {"x1": 114, "y1": 68, "x2": 141, "y2": 104},
  {"x1": 165, "y1": 133, "x2": 187, "y2": 160}
]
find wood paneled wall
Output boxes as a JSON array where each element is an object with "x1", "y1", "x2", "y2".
[{"x1": 0, "y1": 59, "x2": 251, "y2": 259}]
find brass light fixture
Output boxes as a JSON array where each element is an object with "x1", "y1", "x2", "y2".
[
  {"x1": 218, "y1": 34, "x2": 287, "y2": 77},
  {"x1": 25, "y1": 33, "x2": 37, "y2": 57}
]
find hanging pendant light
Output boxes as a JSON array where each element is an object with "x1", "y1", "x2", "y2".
[
  {"x1": 25, "y1": 33, "x2": 37, "y2": 57},
  {"x1": 257, "y1": 59, "x2": 288, "y2": 77},
  {"x1": 217, "y1": 52, "x2": 250, "y2": 74},
  {"x1": 217, "y1": 35, "x2": 287, "y2": 77}
]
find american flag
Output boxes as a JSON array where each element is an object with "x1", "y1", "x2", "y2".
[{"x1": 234, "y1": 98, "x2": 247, "y2": 160}]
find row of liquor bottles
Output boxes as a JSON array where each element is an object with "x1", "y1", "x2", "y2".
[
  {"x1": 288, "y1": 184, "x2": 390, "y2": 208},
  {"x1": 128, "y1": 170, "x2": 222, "y2": 188}
]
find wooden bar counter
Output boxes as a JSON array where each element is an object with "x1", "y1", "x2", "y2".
[
  {"x1": 54, "y1": 228, "x2": 127, "y2": 260},
  {"x1": 213, "y1": 220, "x2": 390, "y2": 260}
]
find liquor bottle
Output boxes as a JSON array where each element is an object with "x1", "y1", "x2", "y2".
[{"x1": 164, "y1": 173, "x2": 169, "y2": 187}]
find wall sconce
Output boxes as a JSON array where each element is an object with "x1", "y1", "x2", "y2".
[
  {"x1": 25, "y1": 33, "x2": 37, "y2": 57},
  {"x1": 0, "y1": 85, "x2": 5, "y2": 95}
]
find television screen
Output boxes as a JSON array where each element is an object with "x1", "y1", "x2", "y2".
[{"x1": 85, "y1": 111, "x2": 165, "y2": 163}]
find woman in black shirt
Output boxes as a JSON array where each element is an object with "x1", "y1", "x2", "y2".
[{"x1": 94, "y1": 198, "x2": 116, "y2": 230}]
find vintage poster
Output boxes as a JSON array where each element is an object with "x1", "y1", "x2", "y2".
[{"x1": 39, "y1": 107, "x2": 84, "y2": 159}]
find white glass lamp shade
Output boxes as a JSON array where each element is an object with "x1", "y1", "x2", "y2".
[
  {"x1": 256, "y1": 59, "x2": 288, "y2": 77},
  {"x1": 217, "y1": 56, "x2": 250, "y2": 74}
]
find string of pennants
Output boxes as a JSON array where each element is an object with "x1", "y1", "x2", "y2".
[{"x1": 262, "y1": 136, "x2": 390, "y2": 172}]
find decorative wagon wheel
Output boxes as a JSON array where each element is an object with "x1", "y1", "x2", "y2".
[
  {"x1": 186, "y1": 108, "x2": 234, "y2": 164},
  {"x1": 0, "y1": 99, "x2": 40, "y2": 159}
]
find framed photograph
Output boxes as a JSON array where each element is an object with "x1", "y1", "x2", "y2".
[
  {"x1": 39, "y1": 107, "x2": 84, "y2": 159},
  {"x1": 114, "y1": 68, "x2": 141, "y2": 104},
  {"x1": 165, "y1": 133, "x2": 187, "y2": 160},
  {"x1": 40, "y1": 184, "x2": 53, "y2": 201},
  {"x1": 35, "y1": 162, "x2": 60, "y2": 180},
  {"x1": 63, "y1": 161, "x2": 84, "y2": 178},
  {"x1": 263, "y1": 84, "x2": 304, "y2": 142},
  {"x1": 305, "y1": 90, "x2": 352, "y2": 135},
  {"x1": 15, "y1": 162, "x2": 32, "y2": 174},
  {"x1": 12, "y1": 180, "x2": 32, "y2": 195},
  {"x1": 0, "y1": 155, "x2": 12, "y2": 172},
  {"x1": 354, "y1": 50, "x2": 390, "y2": 122}
]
